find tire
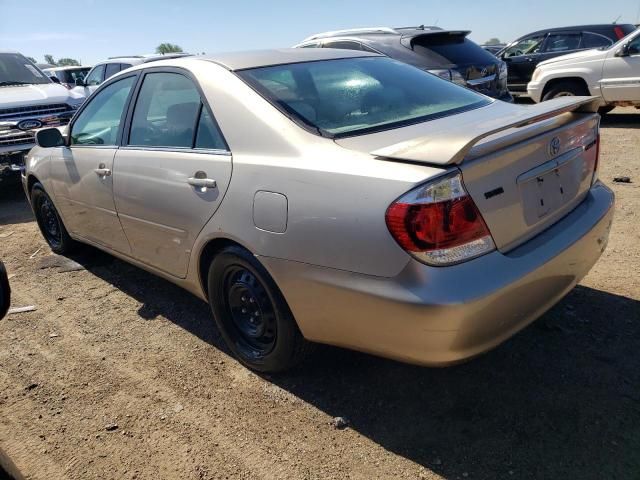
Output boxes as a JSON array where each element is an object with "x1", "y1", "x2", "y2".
[
  {"x1": 598, "y1": 105, "x2": 615, "y2": 116},
  {"x1": 31, "y1": 183, "x2": 77, "y2": 255},
  {"x1": 542, "y1": 80, "x2": 589, "y2": 101},
  {"x1": 207, "y1": 245, "x2": 311, "y2": 372}
]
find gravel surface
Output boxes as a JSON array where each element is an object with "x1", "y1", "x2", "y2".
[{"x1": 0, "y1": 108, "x2": 638, "y2": 480}]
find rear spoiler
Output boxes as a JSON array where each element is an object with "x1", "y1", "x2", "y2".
[
  {"x1": 400, "y1": 30, "x2": 471, "y2": 49},
  {"x1": 370, "y1": 97, "x2": 601, "y2": 165}
]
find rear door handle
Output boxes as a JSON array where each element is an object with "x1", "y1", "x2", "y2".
[
  {"x1": 94, "y1": 164, "x2": 112, "y2": 176},
  {"x1": 187, "y1": 177, "x2": 217, "y2": 189}
]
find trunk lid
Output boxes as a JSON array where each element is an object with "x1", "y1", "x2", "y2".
[{"x1": 336, "y1": 97, "x2": 601, "y2": 253}]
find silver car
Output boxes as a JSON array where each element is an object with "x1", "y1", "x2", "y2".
[{"x1": 24, "y1": 49, "x2": 613, "y2": 372}]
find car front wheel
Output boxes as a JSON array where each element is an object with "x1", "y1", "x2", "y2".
[
  {"x1": 31, "y1": 183, "x2": 77, "y2": 254},
  {"x1": 207, "y1": 245, "x2": 311, "y2": 372}
]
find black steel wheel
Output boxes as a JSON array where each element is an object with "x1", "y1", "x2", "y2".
[
  {"x1": 31, "y1": 183, "x2": 76, "y2": 254},
  {"x1": 208, "y1": 245, "x2": 311, "y2": 372}
]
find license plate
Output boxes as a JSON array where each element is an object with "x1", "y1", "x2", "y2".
[{"x1": 518, "y1": 153, "x2": 584, "y2": 226}]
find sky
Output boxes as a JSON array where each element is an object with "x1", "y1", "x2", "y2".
[{"x1": 1, "y1": 0, "x2": 639, "y2": 65}]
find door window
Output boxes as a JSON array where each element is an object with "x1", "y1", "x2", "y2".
[
  {"x1": 627, "y1": 36, "x2": 640, "y2": 55},
  {"x1": 104, "y1": 63, "x2": 121, "y2": 80},
  {"x1": 85, "y1": 64, "x2": 105, "y2": 86},
  {"x1": 504, "y1": 35, "x2": 545, "y2": 57},
  {"x1": 324, "y1": 41, "x2": 363, "y2": 51},
  {"x1": 543, "y1": 34, "x2": 581, "y2": 53},
  {"x1": 582, "y1": 32, "x2": 612, "y2": 49},
  {"x1": 129, "y1": 72, "x2": 201, "y2": 148},
  {"x1": 70, "y1": 76, "x2": 135, "y2": 145},
  {"x1": 195, "y1": 108, "x2": 227, "y2": 150}
]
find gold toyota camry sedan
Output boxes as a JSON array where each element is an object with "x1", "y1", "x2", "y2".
[{"x1": 23, "y1": 48, "x2": 613, "y2": 372}]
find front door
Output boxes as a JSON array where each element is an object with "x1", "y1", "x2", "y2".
[
  {"x1": 601, "y1": 33, "x2": 640, "y2": 103},
  {"x1": 502, "y1": 34, "x2": 546, "y2": 92},
  {"x1": 113, "y1": 70, "x2": 232, "y2": 278},
  {"x1": 49, "y1": 74, "x2": 136, "y2": 253}
]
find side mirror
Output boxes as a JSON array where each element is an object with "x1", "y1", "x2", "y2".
[
  {"x1": 35, "y1": 128, "x2": 66, "y2": 148},
  {"x1": 0, "y1": 261, "x2": 10, "y2": 320},
  {"x1": 75, "y1": 78, "x2": 86, "y2": 87},
  {"x1": 615, "y1": 45, "x2": 629, "y2": 57},
  {"x1": 50, "y1": 76, "x2": 61, "y2": 84}
]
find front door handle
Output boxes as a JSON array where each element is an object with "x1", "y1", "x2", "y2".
[
  {"x1": 187, "y1": 177, "x2": 217, "y2": 189},
  {"x1": 95, "y1": 163, "x2": 112, "y2": 177}
]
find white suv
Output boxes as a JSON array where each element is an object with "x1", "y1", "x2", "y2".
[{"x1": 528, "y1": 28, "x2": 640, "y2": 111}]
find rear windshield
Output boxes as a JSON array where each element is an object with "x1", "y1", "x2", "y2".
[
  {"x1": 238, "y1": 57, "x2": 490, "y2": 137},
  {"x1": 412, "y1": 34, "x2": 499, "y2": 66},
  {"x1": 0, "y1": 53, "x2": 50, "y2": 86},
  {"x1": 55, "y1": 68, "x2": 90, "y2": 83}
]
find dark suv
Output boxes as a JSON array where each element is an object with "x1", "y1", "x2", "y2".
[
  {"x1": 295, "y1": 26, "x2": 512, "y2": 101},
  {"x1": 498, "y1": 24, "x2": 636, "y2": 95}
]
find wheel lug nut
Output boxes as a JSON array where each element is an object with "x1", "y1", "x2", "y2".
[
  {"x1": 249, "y1": 298, "x2": 255, "y2": 303},
  {"x1": 254, "y1": 311, "x2": 259, "y2": 317},
  {"x1": 241, "y1": 296, "x2": 246, "y2": 302},
  {"x1": 241, "y1": 308, "x2": 247, "y2": 314}
]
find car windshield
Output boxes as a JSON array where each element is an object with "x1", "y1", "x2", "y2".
[
  {"x1": 0, "y1": 53, "x2": 50, "y2": 86},
  {"x1": 238, "y1": 57, "x2": 490, "y2": 137}
]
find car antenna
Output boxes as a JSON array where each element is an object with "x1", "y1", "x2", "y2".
[{"x1": 612, "y1": 14, "x2": 621, "y2": 24}]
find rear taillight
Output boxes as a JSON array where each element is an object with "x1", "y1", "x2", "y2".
[
  {"x1": 614, "y1": 26, "x2": 625, "y2": 40},
  {"x1": 385, "y1": 172, "x2": 495, "y2": 266},
  {"x1": 592, "y1": 133, "x2": 600, "y2": 185}
]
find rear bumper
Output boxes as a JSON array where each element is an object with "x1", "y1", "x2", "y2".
[
  {"x1": 262, "y1": 182, "x2": 614, "y2": 366},
  {"x1": 527, "y1": 81, "x2": 544, "y2": 103}
]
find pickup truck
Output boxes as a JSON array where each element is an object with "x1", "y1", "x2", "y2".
[
  {"x1": 0, "y1": 51, "x2": 85, "y2": 183},
  {"x1": 527, "y1": 28, "x2": 640, "y2": 112}
]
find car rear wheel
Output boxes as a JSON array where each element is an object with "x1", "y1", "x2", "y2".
[
  {"x1": 31, "y1": 183, "x2": 77, "y2": 254},
  {"x1": 542, "y1": 80, "x2": 589, "y2": 101},
  {"x1": 207, "y1": 245, "x2": 311, "y2": 372}
]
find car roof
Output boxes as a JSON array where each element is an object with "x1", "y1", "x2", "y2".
[
  {"x1": 199, "y1": 48, "x2": 381, "y2": 71},
  {"x1": 301, "y1": 25, "x2": 443, "y2": 42},
  {"x1": 95, "y1": 53, "x2": 192, "y2": 67},
  {"x1": 515, "y1": 23, "x2": 635, "y2": 39},
  {"x1": 43, "y1": 66, "x2": 91, "y2": 71}
]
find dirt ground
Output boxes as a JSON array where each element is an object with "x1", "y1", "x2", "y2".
[{"x1": 0, "y1": 108, "x2": 638, "y2": 480}]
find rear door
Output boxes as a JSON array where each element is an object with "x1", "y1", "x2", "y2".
[
  {"x1": 113, "y1": 69, "x2": 232, "y2": 278},
  {"x1": 601, "y1": 33, "x2": 640, "y2": 103},
  {"x1": 537, "y1": 32, "x2": 583, "y2": 63}
]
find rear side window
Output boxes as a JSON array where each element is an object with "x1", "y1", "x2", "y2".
[
  {"x1": 544, "y1": 33, "x2": 581, "y2": 53},
  {"x1": 324, "y1": 41, "x2": 363, "y2": 51},
  {"x1": 582, "y1": 32, "x2": 612, "y2": 49},
  {"x1": 239, "y1": 57, "x2": 489, "y2": 137},
  {"x1": 104, "y1": 63, "x2": 121, "y2": 80},
  {"x1": 412, "y1": 34, "x2": 498, "y2": 65},
  {"x1": 195, "y1": 108, "x2": 227, "y2": 150},
  {"x1": 129, "y1": 72, "x2": 201, "y2": 148}
]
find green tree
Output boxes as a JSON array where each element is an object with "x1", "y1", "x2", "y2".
[
  {"x1": 155, "y1": 43, "x2": 183, "y2": 54},
  {"x1": 485, "y1": 37, "x2": 502, "y2": 45},
  {"x1": 57, "y1": 58, "x2": 81, "y2": 66},
  {"x1": 44, "y1": 54, "x2": 56, "y2": 65}
]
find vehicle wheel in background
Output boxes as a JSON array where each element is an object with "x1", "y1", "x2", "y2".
[
  {"x1": 30, "y1": 183, "x2": 77, "y2": 255},
  {"x1": 542, "y1": 80, "x2": 589, "y2": 101},
  {"x1": 207, "y1": 245, "x2": 311, "y2": 372},
  {"x1": 598, "y1": 105, "x2": 615, "y2": 116}
]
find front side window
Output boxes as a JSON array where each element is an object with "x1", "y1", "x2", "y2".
[
  {"x1": 628, "y1": 35, "x2": 640, "y2": 55},
  {"x1": 504, "y1": 35, "x2": 545, "y2": 57},
  {"x1": 543, "y1": 34, "x2": 581, "y2": 53},
  {"x1": 129, "y1": 72, "x2": 201, "y2": 148},
  {"x1": 85, "y1": 65, "x2": 105, "y2": 86},
  {"x1": 239, "y1": 57, "x2": 489, "y2": 137},
  {"x1": 70, "y1": 76, "x2": 135, "y2": 145},
  {"x1": 0, "y1": 53, "x2": 50, "y2": 86}
]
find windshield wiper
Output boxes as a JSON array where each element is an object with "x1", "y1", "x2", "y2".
[{"x1": 0, "y1": 81, "x2": 31, "y2": 86}]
